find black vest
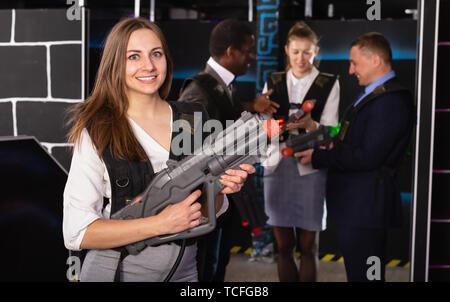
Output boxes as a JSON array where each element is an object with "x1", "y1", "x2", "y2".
[
  {"x1": 102, "y1": 101, "x2": 209, "y2": 216},
  {"x1": 180, "y1": 72, "x2": 239, "y2": 125},
  {"x1": 337, "y1": 77, "x2": 413, "y2": 174},
  {"x1": 267, "y1": 71, "x2": 338, "y2": 123},
  {"x1": 337, "y1": 77, "x2": 410, "y2": 144}
]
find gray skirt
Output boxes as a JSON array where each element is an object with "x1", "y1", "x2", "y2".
[
  {"x1": 264, "y1": 157, "x2": 327, "y2": 231},
  {"x1": 79, "y1": 243, "x2": 198, "y2": 282}
]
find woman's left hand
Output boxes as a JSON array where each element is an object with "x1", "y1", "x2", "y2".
[
  {"x1": 286, "y1": 112, "x2": 317, "y2": 132},
  {"x1": 219, "y1": 164, "x2": 256, "y2": 194}
]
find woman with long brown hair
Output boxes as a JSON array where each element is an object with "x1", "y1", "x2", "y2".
[
  {"x1": 261, "y1": 21, "x2": 340, "y2": 281},
  {"x1": 63, "y1": 17, "x2": 254, "y2": 282}
]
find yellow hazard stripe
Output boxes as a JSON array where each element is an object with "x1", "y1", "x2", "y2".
[
  {"x1": 387, "y1": 259, "x2": 402, "y2": 267},
  {"x1": 321, "y1": 254, "x2": 335, "y2": 261},
  {"x1": 228, "y1": 246, "x2": 408, "y2": 267},
  {"x1": 230, "y1": 246, "x2": 241, "y2": 253}
]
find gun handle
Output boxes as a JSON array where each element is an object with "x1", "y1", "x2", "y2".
[
  {"x1": 126, "y1": 157, "x2": 256, "y2": 249},
  {"x1": 143, "y1": 179, "x2": 221, "y2": 247},
  {"x1": 204, "y1": 177, "x2": 223, "y2": 227}
]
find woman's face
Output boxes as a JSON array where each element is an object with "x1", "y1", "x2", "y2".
[
  {"x1": 285, "y1": 37, "x2": 318, "y2": 78},
  {"x1": 125, "y1": 28, "x2": 167, "y2": 100}
]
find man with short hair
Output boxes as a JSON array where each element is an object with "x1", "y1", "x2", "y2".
[
  {"x1": 297, "y1": 32, "x2": 414, "y2": 282},
  {"x1": 178, "y1": 19, "x2": 277, "y2": 282},
  {"x1": 180, "y1": 19, "x2": 277, "y2": 123}
]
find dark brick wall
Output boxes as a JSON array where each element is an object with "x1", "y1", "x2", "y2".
[
  {"x1": 0, "y1": 46, "x2": 47, "y2": 98},
  {"x1": 0, "y1": 9, "x2": 84, "y2": 172},
  {"x1": 0, "y1": 102, "x2": 13, "y2": 136},
  {"x1": 15, "y1": 9, "x2": 81, "y2": 42},
  {"x1": 0, "y1": 10, "x2": 12, "y2": 42},
  {"x1": 51, "y1": 44, "x2": 82, "y2": 99},
  {"x1": 0, "y1": 9, "x2": 83, "y2": 280},
  {"x1": 16, "y1": 101, "x2": 73, "y2": 143}
]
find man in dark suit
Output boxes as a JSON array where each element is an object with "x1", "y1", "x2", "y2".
[
  {"x1": 296, "y1": 32, "x2": 414, "y2": 282},
  {"x1": 178, "y1": 19, "x2": 278, "y2": 282},
  {"x1": 179, "y1": 21, "x2": 277, "y2": 122}
]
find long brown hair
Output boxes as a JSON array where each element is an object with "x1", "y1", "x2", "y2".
[
  {"x1": 67, "y1": 17, "x2": 173, "y2": 161},
  {"x1": 285, "y1": 21, "x2": 320, "y2": 71}
]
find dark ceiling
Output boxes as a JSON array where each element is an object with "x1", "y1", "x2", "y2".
[{"x1": 2, "y1": 0, "x2": 418, "y2": 21}]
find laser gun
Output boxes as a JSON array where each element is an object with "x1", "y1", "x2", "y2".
[
  {"x1": 280, "y1": 125, "x2": 340, "y2": 158},
  {"x1": 111, "y1": 112, "x2": 281, "y2": 255},
  {"x1": 277, "y1": 99, "x2": 315, "y2": 133}
]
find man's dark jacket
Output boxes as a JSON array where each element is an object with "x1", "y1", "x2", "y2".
[{"x1": 312, "y1": 77, "x2": 414, "y2": 229}]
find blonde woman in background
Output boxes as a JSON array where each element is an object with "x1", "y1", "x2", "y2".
[{"x1": 262, "y1": 21, "x2": 340, "y2": 282}]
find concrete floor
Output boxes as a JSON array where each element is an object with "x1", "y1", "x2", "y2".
[{"x1": 224, "y1": 253, "x2": 410, "y2": 282}]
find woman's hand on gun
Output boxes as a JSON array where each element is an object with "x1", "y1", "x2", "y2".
[
  {"x1": 286, "y1": 113, "x2": 317, "y2": 131},
  {"x1": 156, "y1": 189, "x2": 203, "y2": 234},
  {"x1": 219, "y1": 164, "x2": 256, "y2": 194}
]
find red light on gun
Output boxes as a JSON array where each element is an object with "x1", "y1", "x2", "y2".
[
  {"x1": 262, "y1": 118, "x2": 281, "y2": 139},
  {"x1": 281, "y1": 147, "x2": 294, "y2": 158},
  {"x1": 277, "y1": 119, "x2": 285, "y2": 129},
  {"x1": 302, "y1": 100, "x2": 315, "y2": 112}
]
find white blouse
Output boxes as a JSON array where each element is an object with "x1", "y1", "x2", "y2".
[
  {"x1": 63, "y1": 109, "x2": 228, "y2": 251},
  {"x1": 286, "y1": 67, "x2": 340, "y2": 130}
]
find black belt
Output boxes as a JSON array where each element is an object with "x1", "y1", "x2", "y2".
[{"x1": 290, "y1": 103, "x2": 303, "y2": 110}]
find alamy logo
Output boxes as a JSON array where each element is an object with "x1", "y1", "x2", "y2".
[
  {"x1": 170, "y1": 113, "x2": 279, "y2": 160},
  {"x1": 66, "y1": 256, "x2": 81, "y2": 281},
  {"x1": 66, "y1": 0, "x2": 81, "y2": 21},
  {"x1": 366, "y1": 256, "x2": 381, "y2": 281},
  {"x1": 366, "y1": 0, "x2": 381, "y2": 21}
]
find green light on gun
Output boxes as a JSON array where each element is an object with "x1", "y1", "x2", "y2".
[{"x1": 328, "y1": 123, "x2": 341, "y2": 137}]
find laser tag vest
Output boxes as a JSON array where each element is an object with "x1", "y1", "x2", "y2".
[
  {"x1": 102, "y1": 101, "x2": 208, "y2": 217},
  {"x1": 180, "y1": 72, "x2": 240, "y2": 125},
  {"x1": 336, "y1": 77, "x2": 414, "y2": 179},
  {"x1": 267, "y1": 71, "x2": 338, "y2": 124},
  {"x1": 337, "y1": 78, "x2": 410, "y2": 143}
]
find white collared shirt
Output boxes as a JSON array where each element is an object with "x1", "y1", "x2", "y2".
[
  {"x1": 286, "y1": 67, "x2": 339, "y2": 128},
  {"x1": 207, "y1": 57, "x2": 235, "y2": 95}
]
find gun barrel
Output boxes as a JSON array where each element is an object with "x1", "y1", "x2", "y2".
[{"x1": 281, "y1": 126, "x2": 336, "y2": 157}]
